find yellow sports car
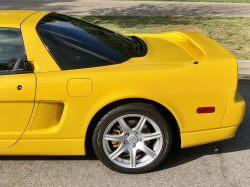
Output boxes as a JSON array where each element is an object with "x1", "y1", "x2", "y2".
[{"x1": 0, "y1": 10, "x2": 245, "y2": 174}]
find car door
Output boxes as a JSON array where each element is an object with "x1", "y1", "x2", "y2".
[{"x1": 0, "y1": 27, "x2": 36, "y2": 148}]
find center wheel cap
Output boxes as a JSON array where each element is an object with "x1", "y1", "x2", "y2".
[{"x1": 128, "y1": 135, "x2": 138, "y2": 144}]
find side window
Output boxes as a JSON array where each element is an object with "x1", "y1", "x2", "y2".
[
  {"x1": 0, "y1": 27, "x2": 33, "y2": 74},
  {"x1": 37, "y1": 13, "x2": 136, "y2": 70}
]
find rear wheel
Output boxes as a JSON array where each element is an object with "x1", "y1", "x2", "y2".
[{"x1": 93, "y1": 103, "x2": 172, "y2": 174}]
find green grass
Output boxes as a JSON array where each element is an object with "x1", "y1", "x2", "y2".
[
  {"x1": 112, "y1": 0, "x2": 250, "y2": 3},
  {"x1": 73, "y1": 15, "x2": 250, "y2": 59}
]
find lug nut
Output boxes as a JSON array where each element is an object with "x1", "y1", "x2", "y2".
[
  {"x1": 138, "y1": 138, "x2": 142, "y2": 141},
  {"x1": 124, "y1": 140, "x2": 128, "y2": 144},
  {"x1": 125, "y1": 133, "x2": 129, "y2": 136},
  {"x1": 133, "y1": 131, "x2": 137, "y2": 134},
  {"x1": 132, "y1": 143, "x2": 136, "y2": 148}
]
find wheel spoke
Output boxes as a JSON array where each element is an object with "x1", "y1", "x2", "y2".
[
  {"x1": 142, "y1": 132, "x2": 162, "y2": 141},
  {"x1": 103, "y1": 134, "x2": 123, "y2": 142},
  {"x1": 139, "y1": 143, "x2": 157, "y2": 158},
  {"x1": 129, "y1": 148, "x2": 137, "y2": 168},
  {"x1": 133, "y1": 116, "x2": 147, "y2": 133},
  {"x1": 118, "y1": 118, "x2": 131, "y2": 133},
  {"x1": 109, "y1": 144, "x2": 126, "y2": 160}
]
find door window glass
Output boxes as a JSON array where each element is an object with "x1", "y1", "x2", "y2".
[{"x1": 0, "y1": 28, "x2": 26, "y2": 71}]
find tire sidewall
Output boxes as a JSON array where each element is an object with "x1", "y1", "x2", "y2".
[{"x1": 93, "y1": 104, "x2": 172, "y2": 174}]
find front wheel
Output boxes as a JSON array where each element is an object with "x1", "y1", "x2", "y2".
[{"x1": 93, "y1": 103, "x2": 172, "y2": 174}]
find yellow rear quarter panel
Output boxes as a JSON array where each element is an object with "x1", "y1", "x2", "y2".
[{"x1": 20, "y1": 61, "x2": 236, "y2": 138}]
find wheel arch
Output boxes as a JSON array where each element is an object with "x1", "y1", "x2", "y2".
[{"x1": 85, "y1": 98, "x2": 181, "y2": 154}]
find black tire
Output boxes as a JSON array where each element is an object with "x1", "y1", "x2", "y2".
[{"x1": 92, "y1": 103, "x2": 172, "y2": 174}]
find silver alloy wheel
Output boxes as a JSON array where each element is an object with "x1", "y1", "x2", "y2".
[{"x1": 102, "y1": 114, "x2": 164, "y2": 168}]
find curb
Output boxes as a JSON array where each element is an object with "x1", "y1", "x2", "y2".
[
  {"x1": 238, "y1": 60, "x2": 250, "y2": 79},
  {"x1": 238, "y1": 60, "x2": 250, "y2": 70}
]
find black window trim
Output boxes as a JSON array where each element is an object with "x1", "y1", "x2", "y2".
[
  {"x1": 35, "y1": 12, "x2": 63, "y2": 70},
  {"x1": 0, "y1": 70, "x2": 34, "y2": 75}
]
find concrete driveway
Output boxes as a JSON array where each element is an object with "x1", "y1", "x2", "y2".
[
  {"x1": 1, "y1": 0, "x2": 250, "y2": 17},
  {"x1": 0, "y1": 78, "x2": 249, "y2": 187}
]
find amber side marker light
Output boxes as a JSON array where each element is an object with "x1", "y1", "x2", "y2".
[{"x1": 197, "y1": 107, "x2": 215, "y2": 113}]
